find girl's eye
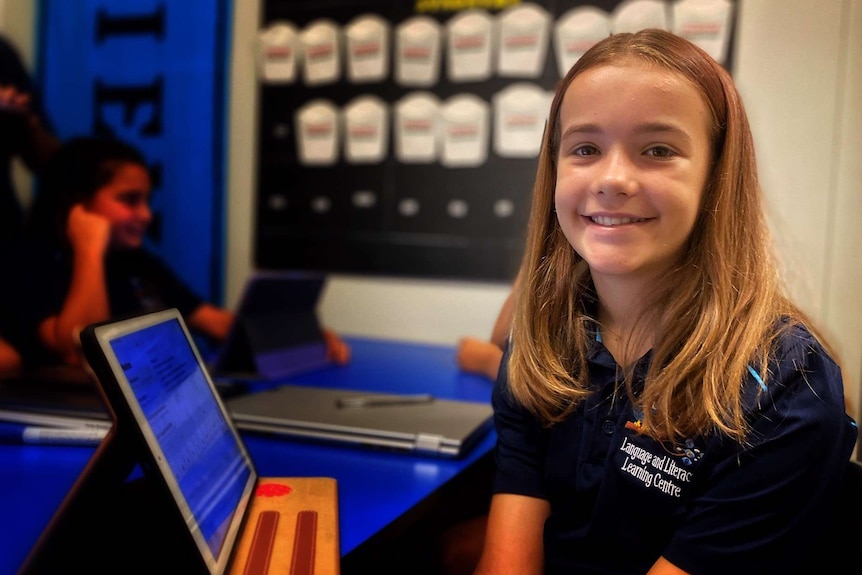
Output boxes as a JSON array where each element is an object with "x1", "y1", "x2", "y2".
[
  {"x1": 645, "y1": 146, "x2": 676, "y2": 158},
  {"x1": 118, "y1": 192, "x2": 147, "y2": 207},
  {"x1": 572, "y1": 144, "x2": 599, "y2": 157}
]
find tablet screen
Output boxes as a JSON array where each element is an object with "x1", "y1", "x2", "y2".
[{"x1": 99, "y1": 311, "x2": 256, "y2": 573}]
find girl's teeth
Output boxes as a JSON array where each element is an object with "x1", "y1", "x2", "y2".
[{"x1": 591, "y1": 216, "x2": 644, "y2": 226}]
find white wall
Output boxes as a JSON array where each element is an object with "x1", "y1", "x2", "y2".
[
  {"x1": 734, "y1": 0, "x2": 862, "y2": 417},
  {"x1": 0, "y1": 2, "x2": 34, "y2": 65},
  {"x1": 831, "y1": 0, "x2": 862, "y2": 421},
  {"x1": 833, "y1": 1, "x2": 862, "y2": 419},
  {"x1": 0, "y1": 1, "x2": 38, "y2": 213}
]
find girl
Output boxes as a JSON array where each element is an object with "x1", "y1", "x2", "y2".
[
  {"x1": 13, "y1": 136, "x2": 348, "y2": 368},
  {"x1": 473, "y1": 30, "x2": 857, "y2": 575}
]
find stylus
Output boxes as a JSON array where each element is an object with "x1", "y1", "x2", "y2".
[
  {"x1": 0, "y1": 425, "x2": 107, "y2": 446},
  {"x1": 336, "y1": 394, "x2": 435, "y2": 408}
]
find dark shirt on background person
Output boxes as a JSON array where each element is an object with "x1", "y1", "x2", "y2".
[
  {"x1": 1, "y1": 239, "x2": 203, "y2": 367},
  {"x1": 0, "y1": 34, "x2": 59, "y2": 249}
]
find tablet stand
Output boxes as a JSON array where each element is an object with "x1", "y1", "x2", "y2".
[{"x1": 19, "y1": 430, "x2": 202, "y2": 575}]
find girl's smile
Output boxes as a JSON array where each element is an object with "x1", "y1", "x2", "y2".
[{"x1": 85, "y1": 162, "x2": 152, "y2": 250}]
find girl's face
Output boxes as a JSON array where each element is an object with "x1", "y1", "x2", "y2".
[
  {"x1": 554, "y1": 59, "x2": 712, "y2": 286},
  {"x1": 85, "y1": 162, "x2": 152, "y2": 250}
]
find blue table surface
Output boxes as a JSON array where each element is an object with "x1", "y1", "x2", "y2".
[{"x1": 0, "y1": 337, "x2": 497, "y2": 575}]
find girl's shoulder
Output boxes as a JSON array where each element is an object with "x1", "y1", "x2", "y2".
[
  {"x1": 746, "y1": 318, "x2": 857, "y2": 467},
  {"x1": 754, "y1": 318, "x2": 846, "y2": 415},
  {"x1": 770, "y1": 317, "x2": 835, "y2": 369}
]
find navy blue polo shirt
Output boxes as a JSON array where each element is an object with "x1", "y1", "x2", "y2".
[{"x1": 492, "y1": 322, "x2": 858, "y2": 575}]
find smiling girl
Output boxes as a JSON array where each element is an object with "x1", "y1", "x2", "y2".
[
  {"x1": 9, "y1": 137, "x2": 348, "y2": 369},
  {"x1": 4, "y1": 137, "x2": 233, "y2": 366},
  {"x1": 473, "y1": 29, "x2": 857, "y2": 575}
]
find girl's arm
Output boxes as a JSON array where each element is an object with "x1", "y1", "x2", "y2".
[
  {"x1": 647, "y1": 557, "x2": 692, "y2": 575},
  {"x1": 456, "y1": 337, "x2": 504, "y2": 380},
  {"x1": 187, "y1": 304, "x2": 235, "y2": 342},
  {"x1": 322, "y1": 328, "x2": 351, "y2": 365},
  {"x1": 490, "y1": 273, "x2": 519, "y2": 349},
  {"x1": 0, "y1": 337, "x2": 22, "y2": 374},
  {"x1": 457, "y1": 273, "x2": 520, "y2": 380},
  {"x1": 473, "y1": 493, "x2": 549, "y2": 575},
  {"x1": 39, "y1": 205, "x2": 111, "y2": 365}
]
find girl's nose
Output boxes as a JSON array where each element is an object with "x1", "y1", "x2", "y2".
[
  {"x1": 595, "y1": 148, "x2": 638, "y2": 197},
  {"x1": 137, "y1": 203, "x2": 152, "y2": 224}
]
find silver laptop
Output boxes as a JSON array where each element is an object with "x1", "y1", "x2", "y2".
[{"x1": 226, "y1": 384, "x2": 494, "y2": 458}]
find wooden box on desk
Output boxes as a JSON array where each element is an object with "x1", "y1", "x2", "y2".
[{"x1": 230, "y1": 477, "x2": 340, "y2": 575}]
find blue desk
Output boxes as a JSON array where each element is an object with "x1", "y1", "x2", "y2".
[{"x1": 0, "y1": 337, "x2": 496, "y2": 575}]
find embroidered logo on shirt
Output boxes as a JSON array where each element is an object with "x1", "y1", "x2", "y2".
[
  {"x1": 619, "y1": 435, "x2": 700, "y2": 497},
  {"x1": 673, "y1": 439, "x2": 703, "y2": 467},
  {"x1": 618, "y1": 408, "x2": 704, "y2": 498},
  {"x1": 624, "y1": 407, "x2": 644, "y2": 433},
  {"x1": 625, "y1": 418, "x2": 642, "y2": 432},
  {"x1": 624, "y1": 409, "x2": 702, "y2": 467}
]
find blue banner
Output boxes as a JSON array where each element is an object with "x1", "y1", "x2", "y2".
[{"x1": 37, "y1": 0, "x2": 231, "y2": 304}]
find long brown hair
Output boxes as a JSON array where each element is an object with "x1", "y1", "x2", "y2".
[{"x1": 508, "y1": 29, "x2": 813, "y2": 444}]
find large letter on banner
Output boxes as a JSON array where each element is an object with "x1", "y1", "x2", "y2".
[{"x1": 38, "y1": 0, "x2": 230, "y2": 305}]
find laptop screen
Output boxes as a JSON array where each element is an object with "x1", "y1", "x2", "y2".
[
  {"x1": 212, "y1": 271, "x2": 329, "y2": 381},
  {"x1": 99, "y1": 311, "x2": 257, "y2": 574}
]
